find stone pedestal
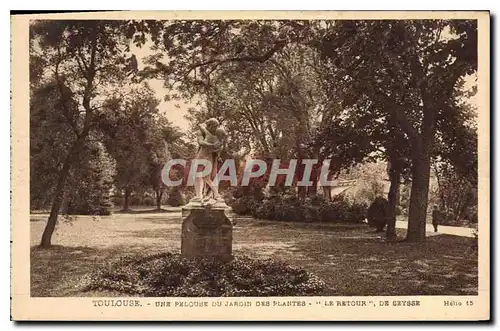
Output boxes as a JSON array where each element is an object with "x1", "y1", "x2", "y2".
[{"x1": 181, "y1": 205, "x2": 233, "y2": 261}]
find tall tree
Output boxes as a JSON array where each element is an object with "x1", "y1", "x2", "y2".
[
  {"x1": 31, "y1": 20, "x2": 137, "y2": 246},
  {"x1": 145, "y1": 116, "x2": 184, "y2": 211},
  {"x1": 98, "y1": 84, "x2": 161, "y2": 211},
  {"x1": 317, "y1": 20, "x2": 477, "y2": 242},
  {"x1": 30, "y1": 81, "x2": 78, "y2": 210}
]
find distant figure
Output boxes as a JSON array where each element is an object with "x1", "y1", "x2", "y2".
[{"x1": 432, "y1": 205, "x2": 441, "y2": 232}]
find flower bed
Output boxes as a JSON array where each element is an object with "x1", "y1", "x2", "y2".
[{"x1": 82, "y1": 252, "x2": 328, "y2": 297}]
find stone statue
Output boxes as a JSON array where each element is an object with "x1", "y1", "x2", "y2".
[
  {"x1": 188, "y1": 118, "x2": 227, "y2": 207},
  {"x1": 181, "y1": 118, "x2": 233, "y2": 261}
]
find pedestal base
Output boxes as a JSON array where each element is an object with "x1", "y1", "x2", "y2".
[{"x1": 181, "y1": 205, "x2": 233, "y2": 261}]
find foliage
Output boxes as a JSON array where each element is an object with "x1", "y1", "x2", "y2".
[
  {"x1": 30, "y1": 81, "x2": 116, "y2": 215},
  {"x1": 98, "y1": 84, "x2": 185, "y2": 210},
  {"x1": 30, "y1": 81, "x2": 78, "y2": 209},
  {"x1": 166, "y1": 187, "x2": 185, "y2": 207},
  {"x1": 98, "y1": 85, "x2": 161, "y2": 196},
  {"x1": 229, "y1": 195, "x2": 258, "y2": 215},
  {"x1": 433, "y1": 162, "x2": 477, "y2": 225},
  {"x1": 65, "y1": 141, "x2": 116, "y2": 216},
  {"x1": 316, "y1": 20, "x2": 477, "y2": 241},
  {"x1": 30, "y1": 20, "x2": 148, "y2": 246},
  {"x1": 30, "y1": 19, "x2": 478, "y2": 246},
  {"x1": 347, "y1": 162, "x2": 388, "y2": 205},
  {"x1": 432, "y1": 80, "x2": 478, "y2": 225},
  {"x1": 82, "y1": 252, "x2": 328, "y2": 297},
  {"x1": 231, "y1": 193, "x2": 366, "y2": 224}
]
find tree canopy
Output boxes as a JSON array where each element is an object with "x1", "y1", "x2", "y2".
[{"x1": 30, "y1": 19, "x2": 478, "y2": 246}]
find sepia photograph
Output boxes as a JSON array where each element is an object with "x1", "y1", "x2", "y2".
[{"x1": 11, "y1": 11, "x2": 490, "y2": 321}]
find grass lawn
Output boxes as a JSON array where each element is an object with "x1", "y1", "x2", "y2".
[{"x1": 30, "y1": 210, "x2": 478, "y2": 297}]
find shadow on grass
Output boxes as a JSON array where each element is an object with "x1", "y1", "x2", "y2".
[
  {"x1": 284, "y1": 234, "x2": 478, "y2": 296},
  {"x1": 30, "y1": 244, "x2": 174, "y2": 297},
  {"x1": 30, "y1": 215, "x2": 478, "y2": 297}
]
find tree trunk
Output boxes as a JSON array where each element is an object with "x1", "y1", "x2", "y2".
[
  {"x1": 307, "y1": 168, "x2": 319, "y2": 197},
  {"x1": 386, "y1": 158, "x2": 402, "y2": 242},
  {"x1": 156, "y1": 190, "x2": 163, "y2": 211},
  {"x1": 60, "y1": 191, "x2": 70, "y2": 215},
  {"x1": 406, "y1": 149, "x2": 432, "y2": 242},
  {"x1": 40, "y1": 28, "x2": 98, "y2": 247},
  {"x1": 323, "y1": 186, "x2": 332, "y2": 201},
  {"x1": 123, "y1": 189, "x2": 131, "y2": 211},
  {"x1": 297, "y1": 186, "x2": 306, "y2": 199},
  {"x1": 40, "y1": 157, "x2": 74, "y2": 247},
  {"x1": 40, "y1": 134, "x2": 87, "y2": 247}
]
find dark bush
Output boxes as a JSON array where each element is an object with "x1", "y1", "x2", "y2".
[
  {"x1": 128, "y1": 194, "x2": 141, "y2": 206},
  {"x1": 253, "y1": 197, "x2": 278, "y2": 220},
  {"x1": 65, "y1": 144, "x2": 114, "y2": 216},
  {"x1": 66, "y1": 181, "x2": 114, "y2": 216},
  {"x1": 112, "y1": 196, "x2": 124, "y2": 207},
  {"x1": 230, "y1": 193, "x2": 367, "y2": 224},
  {"x1": 166, "y1": 188, "x2": 185, "y2": 207},
  {"x1": 142, "y1": 195, "x2": 156, "y2": 206},
  {"x1": 367, "y1": 197, "x2": 389, "y2": 231},
  {"x1": 82, "y1": 253, "x2": 328, "y2": 297},
  {"x1": 231, "y1": 196, "x2": 260, "y2": 215},
  {"x1": 67, "y1": 200, "x2": 113, "y2": 216}
]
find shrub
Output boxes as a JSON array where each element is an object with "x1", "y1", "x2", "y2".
[
  {"x1": 82, "y1": 253, "x2": 328, "y2": 297},
  {"x1": 65, "y1": 143, "x2": 115, "y2": 216},
  {"x1": 142, "y1": 195, "x2": 156, "y2": 206},
  {"x1": 367, "y1": 197, "x2": 389, "y2": 231},
  {"x1": 231, "y1": 196, "x2": 260, "y2": 215},
  {"x1": 67, "y1": 200, "x2": 113, "y2": 216},
  {"x1": 112, "y1": 196, "x2": 124, "y2": 207},
  {"x1": 231, "y1": 193, "x2": 366, "y2": 224},
  {"x1": 166, "y1": 188, "x2": 185, "y2": 207},
  {"x1": 129, "y1": 194, "x2": 144, "y2": 206},
  {"x1": 253, "y1": 197, "x2": 278, "y2": 220}
]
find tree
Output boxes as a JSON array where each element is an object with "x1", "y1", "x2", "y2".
[
  {"x1": 65, "y1": 139, "x2": 116, "y2": 215},
  {"x1": 30, "y1": 80, "x2": 116, "y2": 216},
  {"x1": 31, "y1": 20, "x2": 137, "y2": 246},
  {"x1": 433, "y1": 80, "x2": 478, "y2": 224},
  {"x1": 311, "y1": 74, "x2": 413, "y2": 241},
  {"x1": 30, "y1": 81, "x2": 78, "y2": 210},
  {"x1": 317, "y1": 20, "x2": 477, "y2": 242},
  {"x1": 131, "y1": 19, "x2": 476, "y2": 238},
  {"x1": 145, "y1": 116, "x2": 184, "y2": 210},
  {"x1": 98, "y1": 84, "x2": 161, "y2": 211}
]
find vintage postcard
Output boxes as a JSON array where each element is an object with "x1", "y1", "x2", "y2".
[{"x1": 11, "y1": 11, "x2": 490, "y2": 321}]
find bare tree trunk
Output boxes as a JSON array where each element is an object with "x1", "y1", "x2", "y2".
[
  {"x1": 156, "y1": 190, "x2": 163, "y2": 211},
  {"x1": 307, "y1": 169, "x2": 319, "y2": 197},
  {"x1": 324, "y1": 186, "x2": 332, "y2": 201},
  {"x1": 40, "y1": 158, "x2": 73, "y2": 247},
  {"x1": 433, "y1": 163, "x2": 447, "y2": 211},
  {"x1": 386, "y1": 157, "x2": 402, "y2": 241},
  {"x1": 40, "y1": 136, "x2": 85, "y2": 247},
  {"x1": 406, "y1": 147, "x2": 431, "y2": 242},
  {"x1": 405, "y1": 96, "x2": 435, "y2": 243},
  {"x1": 123, "y1": 189, "x2": 131, "y2": 211}
]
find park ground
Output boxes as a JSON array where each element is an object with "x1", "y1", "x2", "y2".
[{"x1": 30, "y1": 208, "x2": 478, "y2": 297}]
